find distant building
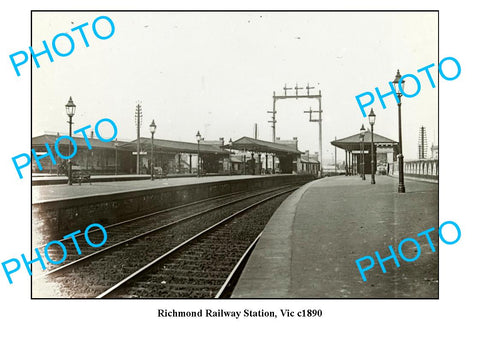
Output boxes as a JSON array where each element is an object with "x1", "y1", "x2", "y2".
[
  {"x1": 431, "y1": 144, "x2": 438, "y2": 159},
  {"x1": 32, "y1": 133, "x2": 229, "y2": 175},
  {"x1": 331, "y1": 130, "x2": 398, "y2": 175}
]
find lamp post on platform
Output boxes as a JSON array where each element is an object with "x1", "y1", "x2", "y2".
[
  {"x1": 149, "y1": 120, "x2": 156, "y2": 181},
  {"x1": 114, "y1": 138, "x2": 118, "y2": 175},
  {"x1": 393, "y1": 69, "x2": 406, "y2": 193},
  {"x1": 65, "y1": 97, "x2": 76, "y2": 185},
  {"x1": 228, "y1": 138, "x2": 233, "y2": 175},
  {"x1": 196, "y1": 131, "x2": 202, "y2": 177},
  {"x1": 368, "y1": 108, "x2": 376, "y2": 184},
  {"x1": 360, "y1": 124, "x2": 366, "y2": 181}
]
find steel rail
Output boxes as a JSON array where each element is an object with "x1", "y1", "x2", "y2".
[
  {"x1": 215, "y1": 232, "x2": 263, "y2": 298},
  {"x1": 96, "y1": 187, "x2": 298, "y2": 298},
  {"x1": 34, "y1": 185, "x2": 293, "y2": 279},
  {"x1": 34, "y1": 188, "x2": 258, "y2": 250}
]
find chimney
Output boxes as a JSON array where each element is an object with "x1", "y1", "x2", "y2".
[
  {"x1": 90, "y1": 131, "x2": 94, "y2": 139},
  {"x1": 219, "y1": 137, "x2": 224, "y2": 146},
  {"x1": 293, "y1": 137, "x2": 298, "y2": 149}
]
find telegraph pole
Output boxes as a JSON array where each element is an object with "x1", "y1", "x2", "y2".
[
  {"x1": 267, "y1": 92, "x2": 277, "y2": 142},
  {"x1": 267, "y1": 91, "x2": 278, "y2": 174},
  {"x1": 135, "y1": 103, "x2": 142, "y2": 174}
]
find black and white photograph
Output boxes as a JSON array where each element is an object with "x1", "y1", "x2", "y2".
[
  {"x1": 0, "y1": 1, "x2": 477, "y2": 339},
  {"x1": 30, "y1": 11, "x2": 438, "y2": 299}
]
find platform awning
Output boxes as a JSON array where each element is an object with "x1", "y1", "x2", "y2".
[
  {"x1": 331, "y1": 131, "x2": 398, "y2": 152},
  {"x1": 229, "y1": 136, "x2": 301, "y2": 155},
  {"x1": 133, "y1": 138, "x2": 229, "y2": 155}
]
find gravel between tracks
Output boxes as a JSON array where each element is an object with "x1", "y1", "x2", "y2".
[
  {"x1": 107, "y1": 194, "x2": 289, "y2": 298},
  {"x1": 33, "y1": 187, "x2": 288, "y2": 273},
  {"x1": 33, "y1": 188, "x2": 293, "y2": 298}
]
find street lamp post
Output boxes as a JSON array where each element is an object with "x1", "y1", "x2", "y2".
[
  {"x1": 368, "y1": 108, "x2": 376, "y2": 184},
  {"x1": 149, "y1": 120, "x2": 156, "y2": 181},
  {"x1": 228, "y1": 138, "x2": 233, "y2": 175},
  {"x1": 65, "y1": 97, "x2": 76, "y2": 185},
  {"x1": 114, "y1": 138, "x2": 118, "y2": 176},
  {"x1": 360, "y1": 124, "x2": 366, "y2": 180},
  {"x1": 393, "y1": 69, "x2": 406, "y2": 193},
  {"x1": 196, "y1": 131, "x2": 201, "y2": 177}
]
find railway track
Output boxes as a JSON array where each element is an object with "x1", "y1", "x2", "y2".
[
  {"x1": 33, "y1": 185, "x2": 297, "y2": 298},
  {"x1": 33, "y1": 185, "x2": 290, "y2": 273}
]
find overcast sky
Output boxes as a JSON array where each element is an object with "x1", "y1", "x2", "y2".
[{"x1": 32, "y1": 11, "x2": 438, "y2": 161}]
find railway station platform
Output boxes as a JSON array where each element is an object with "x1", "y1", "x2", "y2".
[
  {"x1": 32, "y1": 174, "x2": 314, "y2": 246},
  {"x1": 231, "y1": 175, "x2": 439, "y2": 298},
  {"x1": 33, "y1": 174, "x2": 266, "y2": 203}
]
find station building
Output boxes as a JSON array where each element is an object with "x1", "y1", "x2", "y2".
[
  {"x1": 31, "y1": 133, "x2": 229, "y2": 175},
  {"x1": 32, "y1": 133, "x2": 320, "y2": 176},
  {"x1": 330, "y1": 130, "x2": 398, "y2": 175}
]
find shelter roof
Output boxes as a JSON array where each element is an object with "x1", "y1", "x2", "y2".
[
  {"x1": 133, "y1": 138, "x2": 229, "y2": 155},
  {"x1": 229, "y1": 136, "x2": 301, "y2": 155},
  {"x1": 32, "y1": 134, "x2": 229, "y2": 155},
  {"x1": 32, "y1": 134, "x2": 122, "y2": 150},
  {"x1": 300, "y1": 155, "x2": 320, "y2": 163},
  {"x1": 331, "y1": 131, "x2": 398, "y2": 151}
]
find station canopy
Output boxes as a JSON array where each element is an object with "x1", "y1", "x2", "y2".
[
  {"x1": 331, "y1": 131, "x2": 398, "y2": 152},
  {"x1": 229, "y1": 136, "x2": 301, "y2": 155},
  {"x1": 33, "y1": 133, "x2": 120, "y2": 150},
  {"x1": 133, "y1": 137, "x2": 229, "y2": 155}
]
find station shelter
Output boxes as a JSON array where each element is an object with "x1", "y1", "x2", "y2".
[
  {"x1": 228, "y1": 136, "x2": 311, "y2": 175},
  {"x1": 32, "y1": 133, "x2": 120, "y2": 175},
  {"x1": 32, "y1": 133, "x2": 229, "y2": 175},
  {"x1": 299, "y1": 150, "x2": 320, "y2": 175},
  {"x1": 31, "y1": 133, "x2": 318, "y2": 176},
  {"x1": 331, "y1": 130, "x2": 398, "y2": 175},
  {"x1": 128, "y1": 138, "x2": 230, "y2": 175}
]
